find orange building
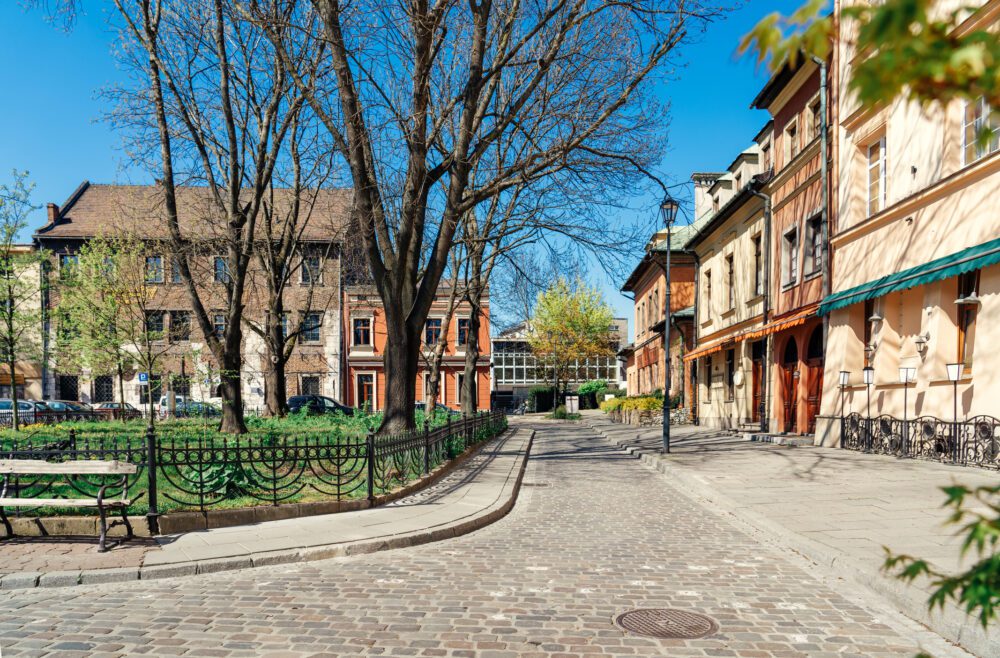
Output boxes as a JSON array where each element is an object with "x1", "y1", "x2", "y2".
[
  {"x1": 342, "y1": 285, "x2": 491, "y2": 412},
  {"x1": 751, "y1": 56, "x2": 833, "y2": 434}
]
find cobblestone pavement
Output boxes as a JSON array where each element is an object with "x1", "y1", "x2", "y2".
[
  {"x1": 0, "y1": 536, "x2": 155, "y2": 577},
  {"x1": 0, "y1": 422, "x2": 970, "y2": 657}
]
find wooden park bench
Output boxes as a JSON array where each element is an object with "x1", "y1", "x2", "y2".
[{"x1": 0, "y1": 459, "x2": 137, "y2": 552}]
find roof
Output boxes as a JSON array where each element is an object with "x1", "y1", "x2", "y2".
[
  {"x1": 621, "y1": 221, "x2": 704, "y2": 293},
  {"x1": 683, "y1": 171, "x2": 772, "y2": 251},
  {"x1": 34, "y1": 182, "x2": 353, "y2": 242},
  {"x1": 751, "y1": 59, "x2": 803, "y2": 110}
]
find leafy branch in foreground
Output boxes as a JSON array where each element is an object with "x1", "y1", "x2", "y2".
[{"x1": 883, "y1": 483, "x2": 1000, "y2": 629}]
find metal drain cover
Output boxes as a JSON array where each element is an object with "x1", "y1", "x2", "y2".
[
  {"x1": 522, "y1": 482, "x2": 549, "y2": 487},
  {"x1": 614, "y1": 608, "x2": 719, "y2": 639}
]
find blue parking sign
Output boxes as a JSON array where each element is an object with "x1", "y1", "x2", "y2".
[{"x1": 138, "y1": 372, "x2": 148, "y2": 383}]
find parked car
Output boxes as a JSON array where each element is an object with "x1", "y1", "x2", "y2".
[
  {"x1": 288, "y1": 395, "x2": 355, "y2": 416},
  {"x1": 414, "y1": 402, "x2": 461, "y2": 418},
  {"x1": 93, "y1": 401, "x2": 142, "y2": 420},
  {"x1": 43, "y1": 400, "x2": 93, "y2": 413},
  {"x1": 168, "y1": 400, "x2": 221, "y2": 418},
  {"x1": 0, "y1": 399, "x2": 49, "y2": 424}
]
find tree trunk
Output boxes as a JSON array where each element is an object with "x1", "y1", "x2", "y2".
[
  {"x1": 380, "y1": 318, "x2": 419, "y2": 433},
  {"x1": 462, "y1": 306, "x2": 481, "y2": 416},
  {"x1": 220, "y1": 350, "x2": 248, "y2": 434},
  {"x1": 263, "y1": 313, "x2": 287, "y2": 417},
  {"x1": 9, "y1": 357, "x2": 19, "y2": 431},
  {"x1": 117, "y1": 362, "x2": 127, "y2": 425}
]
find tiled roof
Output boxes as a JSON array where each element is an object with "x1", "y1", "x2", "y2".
[{"x1": 34, "y1": 182, "x2": 353, "y2": 242}]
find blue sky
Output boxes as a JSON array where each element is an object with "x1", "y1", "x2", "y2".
[{"x1": 0, "y1": 1, "x2": 799, "y2": 339}]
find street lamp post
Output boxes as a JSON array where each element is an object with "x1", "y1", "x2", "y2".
[
  {"x1": 660, "y1": 193, "x2": 679, "y2": 454},
  {"x1": 898, "y1": 366, "x2": 915, "y2": 455},
  {"x1": 947, "y1": 363, "x2": 961, "y2": 462},
  {"x1": 863, "y1": 366, "x2": 874, "y2": 450}
]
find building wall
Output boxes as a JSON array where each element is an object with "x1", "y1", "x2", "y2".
[
  {"x1": 817, "y1": 0, "x2": 1000, "y2": 444},
  {"x1": 343, "y1": 286, "x2": 492, "y2": 411}
]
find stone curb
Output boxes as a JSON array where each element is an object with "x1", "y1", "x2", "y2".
[
  {"x1": 586, "y1": 419, "x2": 996, "y2": 658},
  {"x1": 0, "y1": 427, "x2": 533, "y2": 591}
]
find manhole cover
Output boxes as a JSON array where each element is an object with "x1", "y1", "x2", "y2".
[
  {"x1": 614, "y1": 608, "x2": 719, "y2": 639},
  {"x1": 521, "y1": 482, "x2": 549, "y2": 487}
]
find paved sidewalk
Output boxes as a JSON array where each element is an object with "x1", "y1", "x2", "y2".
[
  {"x1": 0, "y1": 426, "x2": 532, "y2": 589},
  {"x1": 0, "y1": 422, "x2": 970, "y2": 657},
  {"x1": 585, "y1": 411, "x2": 1000, "y2": 657}
]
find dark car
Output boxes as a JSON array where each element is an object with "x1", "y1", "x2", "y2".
[
  {"x1": 288, "y1": 395, "x2": 355, "y2": 416},
  {"x1": 414, "y1": 402, "x2": 461, "y2": 418},
  {"x1": 175, "y1": 400, "x2": 221, "y2": 418},
  {"x1": 44, "y1": 400, "x2": 93, "y2": 412},
  {"x1": 93, "y1": 401, "x2": 142, "y2": 420}
]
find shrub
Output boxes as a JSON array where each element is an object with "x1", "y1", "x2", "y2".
[
  {"x1": 551, "y1": 404, "x2": 568, "y2": 419},
  {"x1": 600, "y1": 397, "x2": 623, "y2": 413},
  {"x1": 577, "y1": 379, "x2": 608, "y2": 395},
  {"x1": 620, "y1": 396, "x2": 662, "y2": 412}
]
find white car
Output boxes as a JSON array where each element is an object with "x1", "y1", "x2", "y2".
[{"x1": 0, "y1": 399, "x2": 49, "y2": 425}]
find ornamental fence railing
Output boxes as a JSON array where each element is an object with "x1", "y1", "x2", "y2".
[
  {"x1": 0, "y1": 409, "x2": 507, "y2": 532},
  {"x1": 840, "y1": 411, "x2": 1000, "y2": 469}
]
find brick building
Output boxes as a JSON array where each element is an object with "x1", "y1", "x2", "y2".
[{"x1": 34, "y1": 182, "x2": 350, "y2": 408}]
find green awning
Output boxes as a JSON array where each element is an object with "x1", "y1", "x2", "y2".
[{"x1": 818, "y1": 236, "x2": 1000, "y2": 316}]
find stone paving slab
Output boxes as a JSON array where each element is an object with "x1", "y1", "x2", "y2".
[
  {"x1": 0, "y1": 427, "x2": 532, "y2": 589},
  {"x1": 0, "y1": 422, "x2": 973, "y2": 657},
  {"x1": 586, "y1": 412, "x2": 999, "y2": 657}
]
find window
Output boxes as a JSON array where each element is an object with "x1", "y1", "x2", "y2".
[
  {"x1": 58, "y1": 375, "x2": 79, "y2": 401},
  {"x1": 752, "y1": 234, "x2": 763, "y2": 296},
  {"x1": 168, "y1": 311, "x2": 190, "y2": 342},
  {"x1": 145, "y1": 256, "x2": 164, "y2": 283},
  {"x1": 958, "y1": 270, "x2": 979, "y2": 373},
  {"x1": 782, "y1": 227, "x2": 799, "y2": 286},
  {"x1": 171, "y1": 258, "x2": 183, "y2": 283},
  {"x1": 59, "y1": 254, "x2": 78, "y2": 276},
  {"x1": 786, "y1": 119, "x2": 799, "y2": 161},
  {"x1": 762, "y1": 142, "x2": 772, "y2": 171},
  {"x1": 725, "y1": 255, "x2": 735, "y2": 310},
  {"x1": 145, "y1": 310, "x2": 165, "y2": 336},
  {"x1": 867, "y1": 137, "x2": 886, "y2": 217},
  {"x1": 704, "y1": 270, "x2": 712, "y2": 317},
  {"x1": 351, "y1": 317, "x2": 370, "y2": 346},
  {"x1": 725, "y1": 348, "x2": 735, "y2": 401},
  {"x1": 301, "y1": 375, "x2": 320, "y2": 396},
  {"x1": 357, "y1": 373, "x2": 375, "y2": 409},
  {"x1": 302, "y1": 312, "x2": 322, "y2": 342},
  {"x1": 280, "y1": 313, "x2": 289, "y2": 339},
  {"x1": 301, "y1": 256, "x2": 322, "y2": 285},
  {"x1": 704, "y1": 357, "x2": 712, "y2": 402},
  {"x1": 735, "y1": 173, "x2": 742, "y2": 190},
  {"x1": 458, "y1": 373, "x2": 475, "y2": 404},
  {"x1": 809, "y1": 99, "x2": 822, "y2": 141},
  {"x1": 93, "y1": 375, "x2": 114, "y2": 403},
  {"x1": 457, "y1": 318, "x2": 471, "y2": 346},
  {"x1": 805, "y1": 215, "x2": 823, "y2": 275},
  {"x1": 425, "y1": 318, "x2": 442, "y2": 345},
  {"x1": 213, "y1": 256, "x2": 230, "y2": 284},
  {"x1": 213, "y1": 313, "x2": 226, "y2": 338},
  {"x1": 964, "y1": 97, "x2": 1000, "y2": 164}
]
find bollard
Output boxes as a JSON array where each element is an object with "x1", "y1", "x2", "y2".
[
  {"x1": 145, "y1": 425, "x2": 159, "y2": 534},
  {"x1": 366, "y1": 431, "x2": 376, "y2": 505},
  {"x1": 423, "y1": 418, "x2": 431, "y2": 474}
]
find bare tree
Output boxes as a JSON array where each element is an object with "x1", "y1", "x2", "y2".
[
  {"x1": 108, "y1": 0, "x2": 322, "y2": 432},
  {"x1": 253, "y1": 0, "x2": 715, "y2": 431}
]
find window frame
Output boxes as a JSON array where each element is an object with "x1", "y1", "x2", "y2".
[
  {"x1": 782, "y1": 226, "x2": 799, "y2": 287},
  {"x1": 300, "y1": 255, "x2": 323, "y2": 286},
  {"x1": 752, "y1": 233, "x2": 763, "y2": 297},
  {"x1": 213, "y1": 312, "x2": 226, "y2": 339},
  {"x1": 725, "y1": 254, "x2": 735, "y2": 310},
  {"x1": 457, "y1": 317, "x2": 471, "y2": 346},
  {"x1": 424, "y1": 317, "x2": 443, "y2": 346},
  {"x1": 963, "y1": 97, "x2": 1000, "y2": 165},
  {"x1": 355, "y1": 371, "x2": 377, "y2": 410},
  {"x1": 301, "y1": 312, "x2": 323, "y2": 343},
  {"x1": 145, "y1": 310, "x2": 165, "y2": 338},
  {"x1": 352, "y1": 316, "x2": 372, "y2": 347},
  {"x1": 785, "y1": 118, "x2": 799, "y2": 162},
  {"x1": 867, "y1": 136, "x2": 887, "y2": 217},
  {"x1": 804, "y1": 215, "x2": 823, "y2": 276},
  {"x1": 725, "y1": 348, "x2": 735, "y2": 402},
  {"x1": 145, "y1": 255, "x2": 164, "y2": 284},
  {"x1": 213, "y1": 256, "x2": 230, "y2": 284},
  {"x1": 169, "y1": 310, "x2": 191, "y2": 342}
]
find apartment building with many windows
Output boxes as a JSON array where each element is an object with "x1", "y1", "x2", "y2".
[
  {"x1": 34, "y1": 182, "x2": 348, "y2": 408},
  {"x1": 815, "y1": 0, "x2": 1000, "y2": 444}
]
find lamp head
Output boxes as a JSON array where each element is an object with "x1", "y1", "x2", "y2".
[
  {"x1": 946, "y1": 363, "x2": 962, "y2": 382},
  {"x1": 660, "y1": 193, "x2": 679, "y2": 228},
  {"x1": 898, "y1": 366, "x2": 916, "y2": 384},
  {"x1": 838, "y1": 370, "x2": 850, "y2": 386},
  {"x1": 862, "y1": 366, "x2": 875, "y2": 385}
]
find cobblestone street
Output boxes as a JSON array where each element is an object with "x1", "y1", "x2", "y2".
[{"x1": 0, "y1": 422, "x2": 970, "y2": 657}]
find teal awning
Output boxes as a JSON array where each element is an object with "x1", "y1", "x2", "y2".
[{"x1": 818, "y1": 236, "x2": 1000, "y2": 316}]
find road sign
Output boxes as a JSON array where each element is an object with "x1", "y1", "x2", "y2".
[{"x1": 138, "y1": 372, "x2": 148, "y2": 383}]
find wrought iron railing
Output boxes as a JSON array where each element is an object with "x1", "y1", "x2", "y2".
[
  {"x1": 841, "y1": 412, "x2": 1000, "y2": 469},
  {"x1": 1, "y1": 410, "x2": 507, "y2": 530}
]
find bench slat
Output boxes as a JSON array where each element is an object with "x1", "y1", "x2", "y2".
[
  {"x1": 0, "y1": 460, "x2": 138, "y2": 475},
  {"x1": 1, "y1": 498, "x2": 130, "y2": 507}
]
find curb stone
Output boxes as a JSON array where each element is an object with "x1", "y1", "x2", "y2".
[
  {"x1": 586, "y1": 419, "x2": 996, "y2": 658},
  {"x1": 0, "y1": 427, "x2": 533, "y2": 591}
]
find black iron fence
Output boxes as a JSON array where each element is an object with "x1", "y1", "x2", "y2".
[
  {"x1": 1, "y1": 410, "x2": 507, "y2": 531},
  {"x1": 841, "y1": 412, "x2": 1000, "y2": 469}
]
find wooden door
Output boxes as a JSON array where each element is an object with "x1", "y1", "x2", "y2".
[
  {"x1": 751, "y1": 358, "x2": 763, "y2": 423},
  {"x1": 805, "y1": 362, "x2": 823, "y2": 434},
  {"x1": 782, "y1": 367, "x2": 798, "y2": 433}
]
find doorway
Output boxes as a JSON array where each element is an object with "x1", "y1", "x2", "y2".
[
  {"x1": 751, "y1": 340, "x2": 765, "y2": 424},
  {"x1": 805, "y1": 326, "x2": 825, "y2": 434},
  {"x1": 782, "y1": 338, "x2": 799, "y2": 433}
]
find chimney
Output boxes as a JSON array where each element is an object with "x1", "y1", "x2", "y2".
[{"x1": 47, "y1": 203, "x2": 60, "y2": 223}]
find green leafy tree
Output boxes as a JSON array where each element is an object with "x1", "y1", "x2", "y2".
[
  {"x1": 58, "y1": 235, "x2": 172, "y2": 426},
  {"x1": 740, "y1": 0, "x2": 1000, "y2": 111},
  {"x1": 528, "y1": 278, "x2": 615, "y2": 401},
  {"x1": 0, "y1": 171, "x2": 47, "y2": 430}
]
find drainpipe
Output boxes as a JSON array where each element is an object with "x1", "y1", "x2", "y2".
[
  {"x1": 811, "y1": 55, "x2": 831, "y2": 347},
  {"x1": 692, "y1": 252, "x2": 701, "y2": 425},
  {"x1": 751, "y1": 189, "x2": 772, "y2": 433}
]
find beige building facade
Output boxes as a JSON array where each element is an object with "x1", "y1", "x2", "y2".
[{"x1": 815, "y1": 0, "x2": 1000, "y2": 446}]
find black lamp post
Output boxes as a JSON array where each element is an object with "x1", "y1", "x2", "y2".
[
  {"x1": 660, "y1": 193, "x2": 679, "y2": 454},
  {"x1": 863, "y1": 366, "x2": 874, "y2": 450},
  {"x1": 947, "y1": 363, "x2": 961, "y2": 461},
  {"x1": 839, "y1": 370, "x2": 850, "y2": 447},
  {"x1": 898, "y1": 366, "x2": 915, "y2": 454}
]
